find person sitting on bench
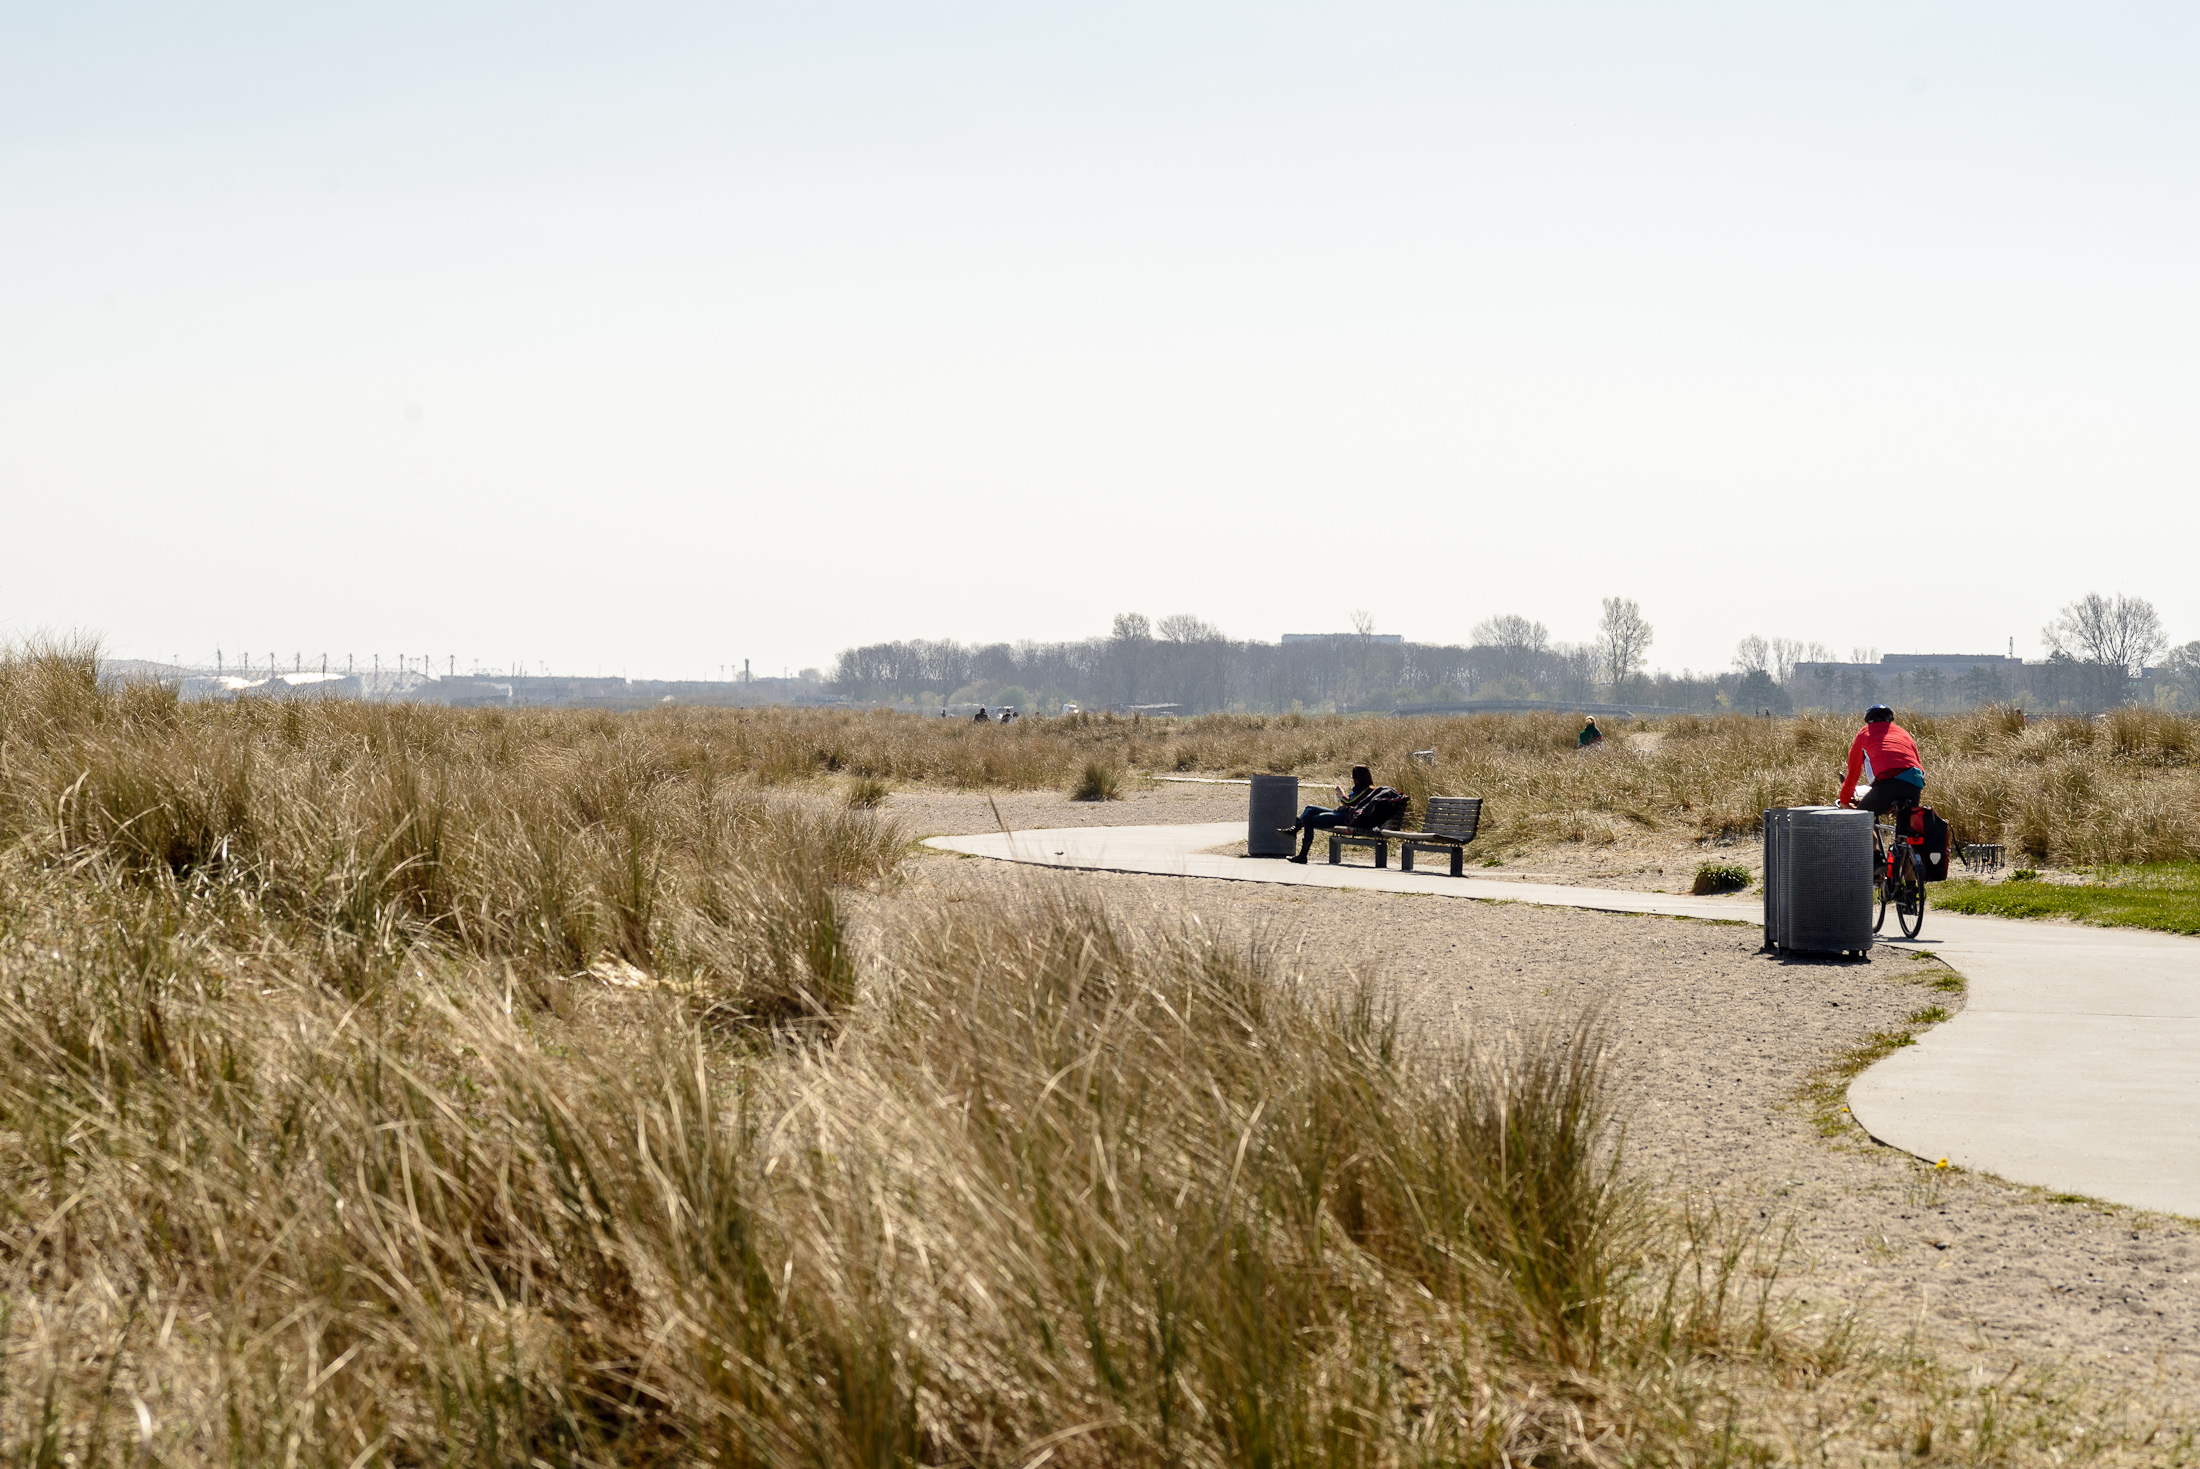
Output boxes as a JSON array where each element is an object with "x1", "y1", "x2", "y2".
[{"x1": 1279, "y1": 766, "x2": 1406, "y2": 864}]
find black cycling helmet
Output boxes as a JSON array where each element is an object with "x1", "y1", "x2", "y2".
[{"x1": 1864, "y1": 704, "x2": 1894, "y2": 724}]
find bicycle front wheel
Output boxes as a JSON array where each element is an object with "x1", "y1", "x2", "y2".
[
  {"x1": 1873, "y1": 836, "x2": 1891, "y2": 934},
  {"x1": 1895, "y1": 850, "x2": 1926, "y2": 939}
]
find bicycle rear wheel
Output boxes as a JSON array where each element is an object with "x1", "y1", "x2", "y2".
[{"x1": 1894, "y1": 849, "x2": 1926, "y2": 939}]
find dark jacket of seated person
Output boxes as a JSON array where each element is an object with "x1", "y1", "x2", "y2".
[{"x1": 1283, "y1": 766, "x2": 1406, "y2": 861}]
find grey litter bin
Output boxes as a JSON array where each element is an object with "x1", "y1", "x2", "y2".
[
  {"x1": 1248, "y1": 774, "x2": 1300, "y2": 857},
  {"x1": 1762, "y1": 806, "x2": 1874, "y2": 954}
]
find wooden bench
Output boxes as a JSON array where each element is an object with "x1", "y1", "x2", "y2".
[
  {"x1": 1396, "y1": 797, "x2": 1483, "y2": 875},
  {"x1": 1329, "y1": 796, "x2": 1484, "y2": 875},
  {"x1": 1327, "y1": 810, "x2": 1407, "y2": 868}
]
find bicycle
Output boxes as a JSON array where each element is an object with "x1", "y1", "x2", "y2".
[{"x1": 1871, "y1": 805, "x2": 1927, "y2": 939}]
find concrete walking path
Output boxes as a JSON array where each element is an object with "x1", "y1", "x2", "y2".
[{"x1": 926, "y1": 821, "x2": 2200, "y2": 1218}]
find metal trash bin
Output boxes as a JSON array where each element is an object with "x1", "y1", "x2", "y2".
[
  {"x1": 1248, "y1": 775, "x2": 1300, "y2": 857},
  {"x1": 1762, "y1": 806, "x2": 1874, "y2": 954}
]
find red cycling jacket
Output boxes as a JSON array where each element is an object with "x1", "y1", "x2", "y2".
[{"x1": 1839, "y1": 722, "x2": 1922, "y2": 805}]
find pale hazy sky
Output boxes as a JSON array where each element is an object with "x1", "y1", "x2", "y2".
[{"x1": 6, "y1": 3, "x2": 2197, "y2": 680}]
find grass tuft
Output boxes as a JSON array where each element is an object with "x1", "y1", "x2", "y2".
[
  {"x1": 1691, "y1": 860, "x2": 1753, "y2": 894},
  {"x1": 1068, "y1": 760, "x2": 1122, "y2": 801}
]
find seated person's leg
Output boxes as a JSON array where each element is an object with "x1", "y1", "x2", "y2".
[{"x1": 1292, "y1": 808, "x2": 1343, "y2": 861}]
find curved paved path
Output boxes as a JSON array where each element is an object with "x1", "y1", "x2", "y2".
[{"x1": 927, "y1": 821, "x2": 2200, "y2": 1218}]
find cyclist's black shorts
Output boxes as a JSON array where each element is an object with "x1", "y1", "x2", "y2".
[{"x1": 1857, "y1": 779, "x2": 1923, "y2": 817}]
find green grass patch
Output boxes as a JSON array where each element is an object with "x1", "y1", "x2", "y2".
[
  {"x1": 1799, "y1": 1003, "x2": 1958, "y2": 1138},
  {"x1": 1937, "y1": 863, "x2": 2200, "y2": 935},
  {"x1": 1690, "y1": 860, "x2": 1752, "y2": 895}
]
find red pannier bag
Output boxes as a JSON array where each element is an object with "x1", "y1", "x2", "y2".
[{"x1": 1905, "y1": 806, "x2": 1952, "y2": 882}]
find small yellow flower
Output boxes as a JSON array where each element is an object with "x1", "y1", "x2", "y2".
[{"x1": 1935, "y1": 1158, "x2": 1949, "y2": 1169}]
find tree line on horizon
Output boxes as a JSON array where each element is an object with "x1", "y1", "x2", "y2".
[
  {"x1": 830, "y1": 592, "x2": 2199, "y2": 717},
  {"x1": 830, "y1": 602, "x2": 1668, "y2": 715}
]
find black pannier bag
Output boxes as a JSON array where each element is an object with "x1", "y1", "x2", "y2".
[{"x1": 1906, "y1": 805, "x2": 1952, "y2": 882}]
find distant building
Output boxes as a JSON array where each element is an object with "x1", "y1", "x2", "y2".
[
  {"x1": 1794, "y1": 653, "x2": 2025, "y2": 683},
  {"x1": 1792, "y1": 652, "x2": 2157, "y2": 713},
  {"x1": 1879, "y1": 653, "x2": 2028, "y2": 679},
  {"x1": 1281, "y1": 633, "x2": 1404, "y2": 645}
]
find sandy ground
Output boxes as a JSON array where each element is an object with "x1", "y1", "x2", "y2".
[{"x1": 883, "y1": 785, "x2": 2200, "y2": 1413}]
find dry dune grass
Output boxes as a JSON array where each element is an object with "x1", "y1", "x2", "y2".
[
  {"x1": 0, "y1": 645, "x2": 2173, "y2": 1464},
  {"x1": 722, "y1": 701, "x2": 2200, "y2": 866},
  {"x1": 60, "y1": 669, "x2": 2176, "y2": 869},
  {"x1": 1146, "y1": 705, "x2": 2200, "y2": 866},
  {"x1": 3, "y1": 647, "x2": 902, "y2": 1007}
]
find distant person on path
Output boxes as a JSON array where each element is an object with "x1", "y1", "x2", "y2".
[
  {"x1": 1577, "y1": 716, "x2": 1603, "y2": 748},
  {"x1": 1838, "y1": 704, "x2": 1926, "y2": 815},
  {"x1": 973, "y1": 706, "x2": 991, "y2": 723},
  {"x1": 1278, "y1": 765, "x2": 1408, "y2": 864}
]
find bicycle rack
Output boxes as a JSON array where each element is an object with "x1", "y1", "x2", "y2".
[{"x1": 1960, "y1": 843, "x2": 2004, "y2": 872}]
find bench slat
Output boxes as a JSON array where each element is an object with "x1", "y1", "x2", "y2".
[{"x1": 1418, "y1": 797, "x2": 1482, "y2": 841}]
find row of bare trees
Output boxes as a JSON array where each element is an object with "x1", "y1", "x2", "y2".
[
  {"x1": 833, "y1": 590, "x2": 2195, "y2": 715},
  {"x1": 833, "y1": 598, "x2": 1671, "y2": 712},
  {"x1": 1465, "y1": 598, "x2": 1657, "y2": 701},
  {"x1": 1724, "y1": 592, "x2": 2192, "y2": 713}
]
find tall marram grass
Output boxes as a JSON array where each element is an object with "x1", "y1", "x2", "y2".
[
  {"x1": 34, "y1": 664, "x2": 2169, "y2": 865},
  {"x1": 0, "y1": 855, "x2": 1760, "y2": 1466},
  {"x1": 31, "y1": 646, "x2": 2179, "y2": 864},
  {"x1": 391, "y1": 691, "x2": 2196, "y2": 867},
  {"x1": 0, "y1": 641, "x2": 903, "y2": 1004},
  {"x1": 0, "y1": 645, "x2": 2159, "y2": 1463}
]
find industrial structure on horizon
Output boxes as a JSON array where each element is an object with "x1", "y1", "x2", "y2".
[{"x1": 98, "y1": 660, "x2": 837, "y2": 710}]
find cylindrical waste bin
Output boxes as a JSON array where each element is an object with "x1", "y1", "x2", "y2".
[
  {"x1": 1762, "y1": 806, "x2": 1874, "y2": 954},
  {"x1": 1248, "y1": 775, "x2": 1300, "y2": 857}
]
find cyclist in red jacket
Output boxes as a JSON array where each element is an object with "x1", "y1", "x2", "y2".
[{"x1": 1838, "y1": 704, "x2": 1926, "y2": 815}]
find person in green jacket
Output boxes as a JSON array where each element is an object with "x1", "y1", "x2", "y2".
[{"x1": 1577, "y1": 716, "x2": 1603, "y2": 749}]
